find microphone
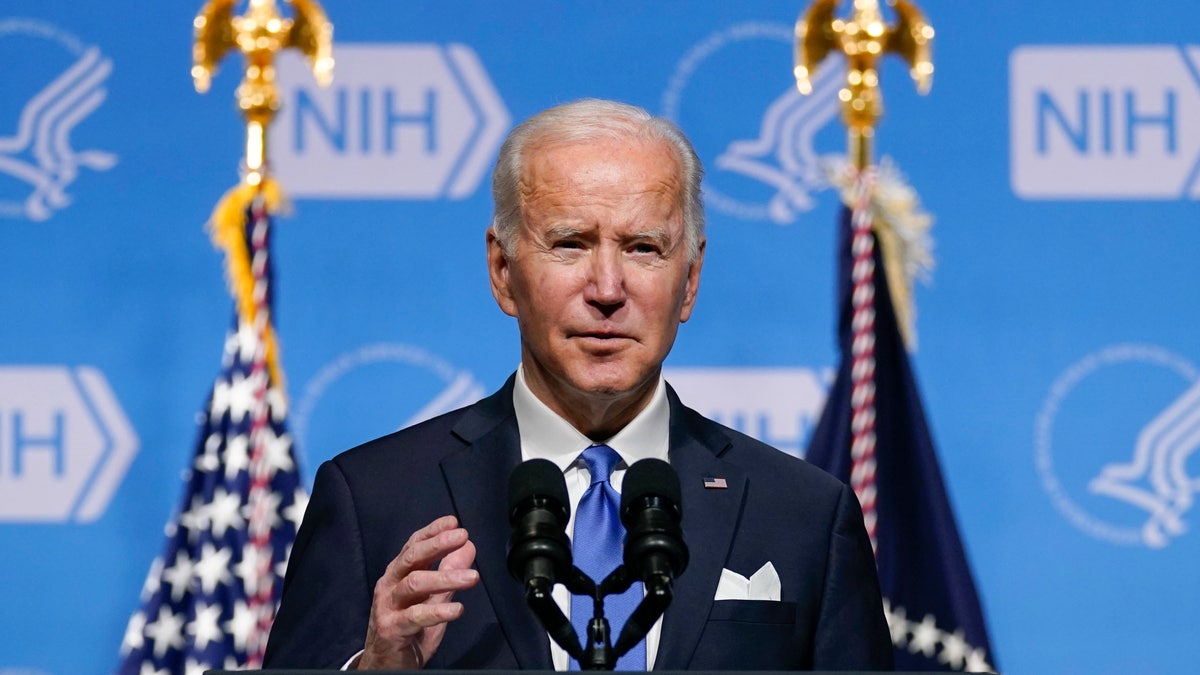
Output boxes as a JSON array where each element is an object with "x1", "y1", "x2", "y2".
[
  {"x1": 620, "y1": 458, "x2": 688, "y2": 586},
  {"x1": 506, "y1": 459, "x2": 585, "y2": 661},
  {"x1": 506, "y1": 458, "x2": 572, "y2": 589},
  {"x1": 610, "y1": 458, "x2": 688, "y2": 658}
]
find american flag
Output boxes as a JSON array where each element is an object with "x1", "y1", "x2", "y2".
[
  {"x1": 117, "y1": 198, "x2": 306, "y2": 674},
  {"x1": 807, "y1": 174, "x2": 997, "y2": 672}
]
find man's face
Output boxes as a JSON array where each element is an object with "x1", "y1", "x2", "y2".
[{"x1": 488, "y1": 136, "x2": 704, "y2": 428}]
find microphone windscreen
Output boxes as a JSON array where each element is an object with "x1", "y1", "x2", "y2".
[
  {"x1": 508, "y1": 458, "x2": 569, "y2": 516},
  {"x1": 621, "y1": 458, "x2": 680, "y2": 510}
]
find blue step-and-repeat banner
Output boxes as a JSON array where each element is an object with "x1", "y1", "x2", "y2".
[{"x1": 1, "y1": 1, "x2": 1197, "y2": 673}]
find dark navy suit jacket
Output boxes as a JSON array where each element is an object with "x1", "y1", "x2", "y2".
[{"x1": 263, "y1": 377, "x2": 893, "y2": 670}]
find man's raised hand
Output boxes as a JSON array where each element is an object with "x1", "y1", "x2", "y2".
[{"x1": 357, "y1": 515, "x2": 479, "y2": 669}]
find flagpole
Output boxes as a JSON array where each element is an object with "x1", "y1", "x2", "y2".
[
  {"x1": 794, "y1": 0, "x2": 934, "y2": 558},
  {"x1": 194, "y1": 0, "x2": 333, "y2": 387},
  {"x1": 191, "y1": 1, "x2": 333, "y2": 667},
  {"x1": 794, "y1": 0, "x2": 936, "y2": 349},
  {"x1": 117, "y1": 3, "x2": 333, "y2": 672},
  {"x1": 796, "y1": 3, "x2": 997, "y2": 671},
  {"x1": 794, "y1": 0, "x2": 937, "y2": 354}
]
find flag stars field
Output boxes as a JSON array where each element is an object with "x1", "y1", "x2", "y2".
[
  {"x1": 192, "y1": 543, "x2": 233, "y2": 594},
  {"x1": 118, "y1": 231, "x2": 305, "y2": 671},
  {"x1": 187, "y1": 603, "x2": 223, "y2": 651},
  {"x1": 207, "y1": 488, "x2": 245, "y2": 537},
  {"x1": 161, "y1": 551, "x2": 194, "y2": 602},
  {"x1": 143, "y1": 606, "x2": 186, "y2": 658}
]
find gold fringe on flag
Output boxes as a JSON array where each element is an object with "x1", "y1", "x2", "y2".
[{"x1": 206, "y1": 178, "x2": 288, "y2": 389}]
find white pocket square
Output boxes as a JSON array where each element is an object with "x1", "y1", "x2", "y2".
[{"x1": 714, "y1": 562, "x2": 781, "y2": 601}]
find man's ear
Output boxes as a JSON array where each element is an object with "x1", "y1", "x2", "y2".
[
  {"x1": 486, "y1": 227, "x2": 518, "y2": 318},
  {"x1": 678, "y1": 238, "x2": 705, "y2": 323}
]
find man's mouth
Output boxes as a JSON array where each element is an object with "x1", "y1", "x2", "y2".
[{"x1": 575, "y1": 330, "x2": 630, "y2": 340}]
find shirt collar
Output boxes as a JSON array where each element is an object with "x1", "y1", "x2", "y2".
[{"x1": 513, "y1": 364, "x2": 670, "y2": 471}]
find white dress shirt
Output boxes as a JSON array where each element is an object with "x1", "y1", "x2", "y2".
[{"x1": 512, "y1": 365, "x2": 670, "y2": 671}]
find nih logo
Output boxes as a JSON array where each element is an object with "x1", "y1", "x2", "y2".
[
  {"x1": 1010, "y1": 45, "x2": 1200, "y2": 199},
  {"x1": 0, "y1": 366, "x2": 138, "y2": 522},
  {"x1": 271, "y1": 44, "x2": 510, "y2": 199}
]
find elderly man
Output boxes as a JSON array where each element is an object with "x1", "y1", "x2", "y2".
[{"x1": 263, "y1": 99, "x2": 892, "y2": 671}]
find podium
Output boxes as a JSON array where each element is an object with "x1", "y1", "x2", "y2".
[{"x1": 216, "y1": 662, "x2": 984, "y2": 667}]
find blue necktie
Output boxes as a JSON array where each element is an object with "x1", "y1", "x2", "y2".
[{"x1": 570, "y1": 445, "x2": 646, "y2": 670}]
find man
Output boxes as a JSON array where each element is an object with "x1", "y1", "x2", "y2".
[{"x1": 263, "y1": 99, "x2": 892, "y2": 670}]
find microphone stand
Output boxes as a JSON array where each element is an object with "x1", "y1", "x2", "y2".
[
  {"x1": 522, "y1": 567, "x2": 592, "y2": 664},
  {"x1": 539, "y1": 564, "x2": 673, "y2": 670},
  {"x1": 604, "y1": 568, "x2": 672, "y2": 660}
]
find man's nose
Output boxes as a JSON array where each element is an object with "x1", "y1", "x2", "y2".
[{"x1": 584, "y1": 250, "x2": 626, "y2": 307}]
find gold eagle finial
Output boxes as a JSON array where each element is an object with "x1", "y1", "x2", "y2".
[
  {"x1": 192, "y1": 0, "x2": 333, "y2": 182},
  {"x1": 795, "y1": 0, "x2": 933, "y2": 168}
]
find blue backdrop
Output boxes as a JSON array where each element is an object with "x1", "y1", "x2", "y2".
[{"x1": 1, "y1": 2, "x2": 1197, "y2": 674}]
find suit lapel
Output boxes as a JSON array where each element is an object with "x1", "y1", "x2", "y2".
[
  {"x1": 440, "y1": 378, "x2": 553, "y2": 669},
  {"x1": 654, "y1": 390, "x2": 747, "y2": 670}
]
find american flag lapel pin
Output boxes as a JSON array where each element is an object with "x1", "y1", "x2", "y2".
[{"x1": 703, "y1": 476, "x2": 728, "y2": 489}]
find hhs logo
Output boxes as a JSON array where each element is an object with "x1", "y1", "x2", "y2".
[
  {"x1": 271, "y1": 45, "x2": 509, "y2": 199},
  {"x1": 661, "y1": 22, "x2": 843, "y2": 224},
  {"x1": 1010, "y1": 45, "x2": 1200, "y2": 199},
  {"x1": 0, "y1": 19, "x2": 117, "y2": 221},
  {"x1": 1035, "y1": 345, "x2": 1199, "y2": 548},
  {"x1": 664, "y1": 368, "x2": 829, "y2": 459},
  {"x1": 0, "y1": 366, "x2": 138, "y2": 522}
]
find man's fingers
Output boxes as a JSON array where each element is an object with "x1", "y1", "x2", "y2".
[
  {"x1": 439, "y1": 539, "x2": 477, "y2": 572},
  {"x1": 374, "y1": 600, "x2": 465, "y2": 639},
  {"x1": 411, "y1": 514, "x2": 460, "y2": 542},
  {"x1": 383, "y1": 517, "x2": 467, "y2": 581},
  {"x1": 398, "y1": 527, "x2": 469, "y2": 570},
  {"x1": 405, "y1": 601, "x2": 465, "y2": 632},
  {"x1": 392, "y1": 567, "x2": 479, "y2": 607},
  {"x1": 425, "y1": 540, "x2": 478, "y2": 607}
]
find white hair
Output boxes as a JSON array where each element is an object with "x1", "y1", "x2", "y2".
[{"x1": 490, "y1": 99, "x2": 704, "y2": 262}]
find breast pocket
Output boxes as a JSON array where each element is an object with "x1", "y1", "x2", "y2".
[
  {"x1": 691, "y1": 600, "x2": 802, "y2": 669},
  {"x1": 708, "y1": 599, "x2": 797, "y2": 624}
]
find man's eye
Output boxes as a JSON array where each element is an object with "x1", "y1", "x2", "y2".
[
  {"x1": 553, "y1": 240, "x2": 583, "y2": 250},
  {"x1": 632, "y1": 243, "x2": 662, "y2": 255}
]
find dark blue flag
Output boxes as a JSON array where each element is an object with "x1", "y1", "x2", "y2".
[
  {"x1": 807, "y1": 204, "x2": 997, "y2": 672},
  {"x1": 118, "y1": 195, "x2": 305, "y2": 674}
]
